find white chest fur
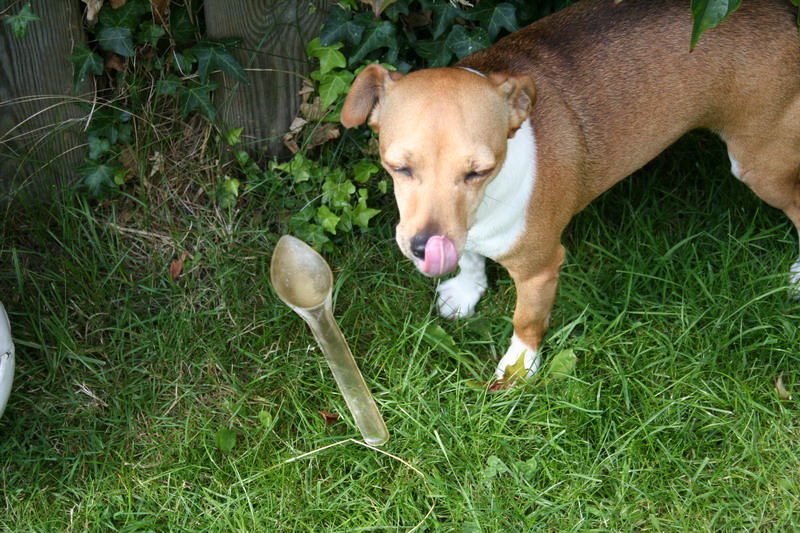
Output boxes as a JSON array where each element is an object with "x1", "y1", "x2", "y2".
[{"x1": 465, "y1": 119, "x2": 537, "y2": 260}]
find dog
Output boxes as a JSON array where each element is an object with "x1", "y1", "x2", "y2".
[{"x1": 341, "y1": 0, "x2": 800, "y2": 381}]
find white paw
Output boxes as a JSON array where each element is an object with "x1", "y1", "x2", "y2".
[
  {"x1": 436, "y1": 274, "x2": 486, "y2": 319},
  {"x1": 790, "y1": 258, "x2": 800, "y2": 300},
  {"x1": 495, "y1": 334, "x2": 541, "y2": 380}
]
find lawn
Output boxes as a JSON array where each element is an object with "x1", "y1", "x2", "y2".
[{"x1": 1, "y1": 133, "x2": 798, "y2": 530}]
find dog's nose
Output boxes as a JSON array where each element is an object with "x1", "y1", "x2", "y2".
[{"x1": 410, "y1": 234, "x2": 428, "y2": 260}]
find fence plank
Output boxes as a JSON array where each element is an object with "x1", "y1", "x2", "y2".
[
  {"x1": 204, "y1": 0, "x2": 328, "y2": 157},
  {"x1": 0, "y1": 0, "x2": 89, "y2": 200}
]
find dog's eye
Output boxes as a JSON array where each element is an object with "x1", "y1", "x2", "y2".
[
  {"x1": 392, "y1": 166, "x2": 413, "y2": 178},
  {"x1": 464, "y1": 169, "x2": 491, "y2": 182}
]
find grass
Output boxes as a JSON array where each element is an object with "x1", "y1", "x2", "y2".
[{"x1": 0, "y1": 132, "x2": 799, "y2": 531}]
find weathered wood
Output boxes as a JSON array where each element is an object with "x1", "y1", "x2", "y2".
[
  {"x1": 0, "y1": 0, "x2": 89, "y2": 201},
  {"x1": 204, "y1": 0, "x2": 329, "y2": 157}
]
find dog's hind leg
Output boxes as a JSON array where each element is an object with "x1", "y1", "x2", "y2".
[
  {"x1": 436, "y1": 251, "x2": 488, "y2": 319},
  {"x1": 724, "y1": 96, "x2": 800, "y2": 297}
]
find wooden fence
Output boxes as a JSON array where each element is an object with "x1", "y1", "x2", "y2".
[{"x1": 0, "y1": 0, "x2": 327, "y2": 200}]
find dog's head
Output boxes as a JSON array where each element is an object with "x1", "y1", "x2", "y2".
[{"x1": 342, "y1": 64, "x2": 534, "y2": 276}]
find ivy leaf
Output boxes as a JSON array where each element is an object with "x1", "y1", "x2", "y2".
[
  {"x1": 5, "y1": 3, "x2": 40, "y2": 39},
  {"x1": 155, "y1": 76, "x2": 181, "y2": 97},
  {"x1": 353, "y1": 195, "x2": 379, "y2": 229},
  {"x1": 99, "y1": 0, "x2": 150, "y2": 30},
  {"x1": 313, "y1": 70, "x2": 354, "y2": 108},
  {"x1": 215, "y1": 428, "x2": 237, "y2": 453},
  {"x1": 445, "y1": 25, "x2": 491, "y2": 59},
  {"x1": 169, "y1": 6, "x2": 197, "y2": 45},
  {"x1": 485, "y1": 3, "x2": 519, "y2": 40},
  {"x1": 307, "y1": 38, "x2": 347, "y2": 76},
  {"x1": 320, "y1": 6, "x2": 365, "y2": 46},
  {"x1": 224, "y1": 127, "x2": 244, "y2": 146},
  {"x1": 413, "y1": 40, "x2": 453, "y2": 68},
  {"x1": 322, "y1": 177, "x2": 355, "y2": 208},
  {"x1": 430, "y1": 2, "x2": 461, "y2": 40},
  {"x1": 87, "y1": 136, "x2": 112, "y2": 160},
  {"x1": 97, "y1": 26, "x2": 136, "y2": 57},
  {"x1": 81, "y1": 163, "x2": 117, "y2": 197},
  {"x1": 690, "y1": 0, "x2": 741, "y2": 49},
  {"x1": 317, "y1": 205, "x2": 340, "y2": 235},
  {"x1": 352, "y1": 160, "x2": 378, "y2": 183},
  {"x1": 348, "y1": 20, "x2": 397, "y2": 65},
  {"x1": 188, "y1": 42, "x2": 248, "y2": 83},
  {"x1": 69, "y1": 44, "x2": 104, "y2": 91},
  {"x1": 137, "y1": 21, "x2": 166, "y2": 46},
  {"x1": 178, "y1": 81, "x2": 217, "y2": 120},
  {"x1": 170, "y1": 51, "x2": 196, "y2": 75}
]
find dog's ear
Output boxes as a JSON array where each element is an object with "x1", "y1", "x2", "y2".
[
  {"x1": 341, "y1": 64, "x2": 404, "y2": 130},
  {"x1": 490, "y1": 73, "x2": 536, "y2": 137}
]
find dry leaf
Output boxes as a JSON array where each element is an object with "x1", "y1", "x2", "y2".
[
  {"x1": 169, "y1": 251, "x2": 189, "y2": 281},
  {"x1": 105, "y1": 53, "x2": 125, "y2": 72},
  {"x1": 150, "y1": 0, "x2": 169, "y2": 24},
  {"x1": 82, "y1": 0, "x2": 104, "y2": 23},
  {"x1": 308, "y1": 123, "x2": 340, "y2": 148},
  {"x1": 318, "y1": 410, "x2": 340, "y2": 425},
  {"x1": 774, "y1": 373, "x2": 792, "y2": 400},
  {"x1": 110, "y1": 0, "x2": 127, "y2": 8}
]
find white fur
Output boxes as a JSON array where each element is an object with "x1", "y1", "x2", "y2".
[
  {"x1": 436, "y1": 251, "x2": 487, "y2": 319},
  {"x1": 728, "y1": 151, "x2": 743, "y2": 181},
  {"x1": 495, "y1": 334, "x2": 540, "y2": 379},
  {"x1": 465, "y1": 119, "x2": 537, "y2": 260}
]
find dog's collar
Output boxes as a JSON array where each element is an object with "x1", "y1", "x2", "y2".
[{"x1": 457, "y1": 66, "x2": 487, "y2": 78}]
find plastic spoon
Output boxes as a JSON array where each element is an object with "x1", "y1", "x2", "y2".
[
  {"x1": 0, "y1": 302, "x2": 15, "y2": 419},
  {"x1": 270, "y1": 235, "x2": 389, "y2": 446}
]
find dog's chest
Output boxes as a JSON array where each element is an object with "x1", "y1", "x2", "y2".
[{"x1": 465, "y1": 120, "x2": 537, "y2": 260}]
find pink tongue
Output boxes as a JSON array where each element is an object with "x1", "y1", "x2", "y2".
[{"x1": 421, "y1": 235, "x2": 458, "y2": 277}]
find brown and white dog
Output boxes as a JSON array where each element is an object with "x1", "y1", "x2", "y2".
[{"x1": 341, "y1": 0, "x2": 800, "y2": 380}]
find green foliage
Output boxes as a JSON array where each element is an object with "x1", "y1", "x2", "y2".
[
  {"x1": 71, "y1": 0, "x2": 248, "y2": 198},
  {"x1": 267, "y1": 152, "x2": 381, "y2": 251},
  {"x1": 4, "y1": 2, "x2": 40, "y2": 39},
  {"x1": 690, "y1": 0, "x2": 741, "y2": 48}
]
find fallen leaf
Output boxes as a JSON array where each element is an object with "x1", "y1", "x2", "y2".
[
  {"x1": 105, "y1": 53, "x2": 125, "y2": 72},
  {"x1": 82, "y1": 0, "x2": 104, "y2": 23},
  {"x1": 774, "y1": 373, "x2": 792, "y2": 400},
  {"x1": 169, "y1": 251, "x2": 189, "y2": 280},
  {"x1": 110, "y1": 0, "x2": 127, "y2": 8},
  {"x1": 150, "y1": 0, "x2": 169, "y2": 24},
  {"x1": 359, "y1": 0, "x2": 400, "y2": 15},
  {"x1": 318, "y1": 410, "x2": 340, "y2": 425},
  {"x1": 307, "y1": 123, "x2": 340, "y2": 149},
  {"x1": 546, "y1": 349, "x2": 577, "y2": 380}
]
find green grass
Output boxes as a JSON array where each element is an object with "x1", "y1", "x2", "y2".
[{"x1": 1, "y1": 133, "x2": 799, "y2": 531}]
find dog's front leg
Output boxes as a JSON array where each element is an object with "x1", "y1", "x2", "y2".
[
  {"x1": 496, "y1": 245, "x2": 566, "y2": 380},
  {"x1": 436, "y1": 251, "x2": 487, "y2": 319}
]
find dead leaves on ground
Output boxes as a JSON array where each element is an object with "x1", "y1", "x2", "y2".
[
  {"x1": 169, "y1": 250, "x2": 189, "y2": 281},
  {"x1": 282, "y1": 81, "x2": 341, "y2": 154},
  {"x1": 82, "y1": 0, "x2": 169, "y2": 25}
]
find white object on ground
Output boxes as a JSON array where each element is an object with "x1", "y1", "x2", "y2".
[{"x1": 0, "y1": 302, "x2": 14, "y2": 419}]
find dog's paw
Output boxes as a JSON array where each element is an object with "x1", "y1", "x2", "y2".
[
  {"x1": 495, "y1": 334, "x2": 541, "y2": 380},
  {"x1": 790, "y1": 257, "x2": 800, "y2": 300},
  {"x1": 436, "y1": 274, "x2": 486, "y2": 319}
]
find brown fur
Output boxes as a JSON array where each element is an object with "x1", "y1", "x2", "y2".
[{"x1": 342, "y1": 0, "x2": 800, "y2": 369}]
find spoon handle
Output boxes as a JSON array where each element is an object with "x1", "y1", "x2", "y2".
[{"x1": 299, "y1": 303, "x2": 389, "y2": 446}]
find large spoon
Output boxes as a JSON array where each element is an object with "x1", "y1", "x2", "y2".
[
  {"x1": 0, "y1": 302, "x2": 14, "y2": 419},
  {"x1": 270, "y1": 235, "x2": 389, "y2": 446}
]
